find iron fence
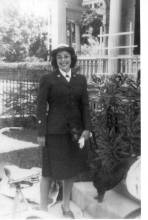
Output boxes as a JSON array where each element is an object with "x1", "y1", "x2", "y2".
[{"x1": 0, "y1": 63, "x2": 51, "y2": 126}]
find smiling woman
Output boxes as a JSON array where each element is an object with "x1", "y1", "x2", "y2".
[{"x1": 37, "y1": 44, "x2": 91, "y2": 217}]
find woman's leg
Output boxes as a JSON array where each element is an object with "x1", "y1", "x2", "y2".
[
  {"x1": 40, "y1": 176, "x2": 52, "y2": 211},
  {"x1": 62, "y1": 178, "x2": 73, "y2": 211}
]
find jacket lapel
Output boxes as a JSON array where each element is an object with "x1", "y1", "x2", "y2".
[
  {"x1": 55, "y1": 69, "x2": 68, "y2": 85},
  {"x1": 70, "y1": 69, "x2": 78, "y2": 85}
]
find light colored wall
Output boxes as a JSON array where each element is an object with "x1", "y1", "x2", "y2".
[
  {"x1": 66, "y1": 0, "x2": 83, "y2": 8},
  {"x1": 66, "y1": 0, "x2": 83, "y2": 23},
  {"x1": 121, "y1": 0, "x2": 135, "y2": 32}
]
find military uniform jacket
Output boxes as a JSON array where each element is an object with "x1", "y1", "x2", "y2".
[{"x1": 37, "y1": 68, "x2": 91, "y2": 136}]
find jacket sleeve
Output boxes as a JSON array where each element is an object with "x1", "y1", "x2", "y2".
[
  {"x1": 81, "y1": 76, "x2": 92, "y2": 131},
  {"x1": 37, "y1": 74, "x2": 50, "y2": 136}
]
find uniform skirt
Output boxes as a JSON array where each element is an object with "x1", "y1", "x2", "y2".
[{"x1": 42, "y1": 134, "x2": 88, "y2": 180}]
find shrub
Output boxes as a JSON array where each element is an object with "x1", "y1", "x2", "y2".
[{"x1": 88, "y1": 72, "x2": 140, "y2": 201}]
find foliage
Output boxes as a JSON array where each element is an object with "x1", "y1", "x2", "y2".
[
  {"x1": 80, "y1": 9, "x2": 103, "y2": 45},
  {"x1": 0, "y1": 6, "x2": 48, "y2": 62},
  {"x1": 89, "y1": 72, "x2": 140, "y2": 201},
  {"x1": 29, "y1": 34, "x2": 48, "y2": 61}
]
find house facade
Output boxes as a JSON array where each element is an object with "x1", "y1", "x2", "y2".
[{"x1": 50, "y1": 0, "x2": 140, "y2": 54}]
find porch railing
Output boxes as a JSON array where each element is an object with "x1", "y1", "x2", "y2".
[{"x1": 77, "y1": 55, "x2": 140, "y2": 81}]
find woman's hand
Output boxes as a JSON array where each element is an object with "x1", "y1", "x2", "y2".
[
  {"x1": 80, "y1": 130, "x2": 90, "y2": 141},
  {"x1": 78, "y1": 130, "x2": 91, "y2": 149},
  {"x1": 37, "y1": 136, "x2": 45, "y2": 147}
]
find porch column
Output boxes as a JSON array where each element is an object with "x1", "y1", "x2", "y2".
[
  {"x1": 51, "y1": 0, "x2": 67, "y2": 49},
  {"x1": 75, "y1": 23, "x2": 81, "y2": 53},
  {"x1": 108, "y1": 0, "x2": 122, "y2": 74}
]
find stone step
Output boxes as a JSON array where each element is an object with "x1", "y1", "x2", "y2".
[{"x1": 72, "y1": 182, "x2": 140, "y2": 219}]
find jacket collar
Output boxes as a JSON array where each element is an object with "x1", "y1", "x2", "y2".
[
  {"x1": 55, "y1": 68, "x2": 77, "y2": 83},
  {"x1": 59, "y1": 68, "x2": 71, "y2": 81}
]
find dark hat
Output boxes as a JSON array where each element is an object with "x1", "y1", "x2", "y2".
[{"x1": 51, "y1": 43, "x2": 75, "y2": 57}]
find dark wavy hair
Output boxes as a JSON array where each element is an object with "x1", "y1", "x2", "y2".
[{"x1": 50, "y1": 46, "x2": 77, "y2": 69}]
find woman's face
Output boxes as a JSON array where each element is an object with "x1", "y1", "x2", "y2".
[{"x1": 56, "y1": 50, "x2": 71, "y2": 72}]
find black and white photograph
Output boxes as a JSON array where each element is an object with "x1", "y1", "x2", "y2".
[{"x1": 0, "y1": 0, "x2": 141, "y2": 219}]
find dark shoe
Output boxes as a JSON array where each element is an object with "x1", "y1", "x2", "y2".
[{"x1": 61, "y1": 205, "x2": 75, "y2": 219}]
